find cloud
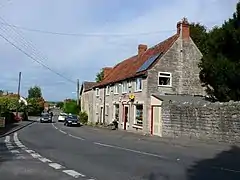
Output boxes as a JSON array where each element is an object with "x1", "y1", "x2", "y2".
[{"x1": 0, "y1": 0, "x2": 238, "y2": 101}]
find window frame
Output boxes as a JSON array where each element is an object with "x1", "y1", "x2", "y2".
[
  {"x1": 133, "y1": 104, "x2": 143, "y2": 127},
  {"x1": 135, "y1": 78, "x2": 142, "y2": 92},
  {"x1": 106, "y1": 86, "x2": 110, "y2": 95},
  {"x1": 113, "y1": 103, "x2": 119, "y2": 121},
  {"x1": 95, "y1": 88, "x2": 100, "y2": 97},
  {"x1": 158, "y1": 72, "x2": 172, "y2": 87},
  {"x1": 122, "y1": 81, "x2": 128, "y2": 93},
  {"x1": 114, "y1": 84, "x2": 119, "y2": 94}
]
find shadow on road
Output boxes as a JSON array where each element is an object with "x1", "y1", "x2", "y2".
[
  {"x1": 0, "y1": 124, "x2": 19, "y2": 137},
  {"x1": 187, "y1": 145, "x2": 240, "y2": 180},
  {"x1": 0, "y1": 142, "x2": 14, "y2": 167}
]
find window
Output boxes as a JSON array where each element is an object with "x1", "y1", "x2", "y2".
[
  {"x1": 135, "y1": 78, "x2": 142, "y2": 91},
  {"x1": 135, "y1": 104, "x2": 143, "y2": 126},
  {"x1": 96, "y1": 104, "x2": 99, "y2": 114},
  {"x1": 106, "y1": 105, "x2": 109, "y2": 115},
  {"x1": 106, "y1": 86, "x2": 110, "y2": 95},
  {"x1": 158, "y1": 72, "x2": 172, "y2": 87},
  {"x1": 114, "y1": 84, "x2": 119, "y2": 94},
  {"x1": 96, "y1": 88, "x2": 99, "y2": 96},
  {"x1": 122, "y1": 81, "x2": 128, "y2": 93},
  {"x1": 114, "y1": 104, "x2": 119, "y2": 121}
]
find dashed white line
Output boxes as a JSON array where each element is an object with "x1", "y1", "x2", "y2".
[
  {"x1": 39, "y1": 157, "x2": 52, "y2": 163},
  {"x1": 25, "y1": 149, "x2": 35, "y2": 153},
  {"x1": 63, "y1": 170, "x2": 85, "y2": 178},
  {"x1": 4, "y1": 136, "x2": 10, "y2": 143},
  {"x1": 93, "y1": 142, "x2": 169, "y2": 160},
  {"x1": 13, "y1": 132, "x2": 94, "y2": 179},
  {"x1": 30, "y1": 153, "x2": 42, "y2": 158},
  {"x1": 10, "y1": 150, "x2": 20, "y2": 154},
  {"x1": 48, "y1": 163, "x2": 65, "y2": 170},
  {"x1": 68, "y1": 134, "x2": 85, "y2": 140}
]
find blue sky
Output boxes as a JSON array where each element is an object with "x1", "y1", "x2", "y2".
[{"x1": 0, "y1": 0, "x2": 238, "y2": 101}]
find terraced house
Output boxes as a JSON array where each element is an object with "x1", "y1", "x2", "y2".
[{"x1": 81, "y1": 18, "x2": 206, "y2": 136}]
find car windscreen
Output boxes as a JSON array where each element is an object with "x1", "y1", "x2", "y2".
[
  {"x1": 41, "y1": 113, "x2": 49, "y2": 117},
  {"x1": 67, "y1": 115, "x2": 78, "y2": 120}
]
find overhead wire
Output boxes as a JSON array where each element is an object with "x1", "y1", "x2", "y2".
[
  {"x1": 0, "y1": 16, "x2": 76, "y2": 84},
  {"x1": 0, "y1": 21, "x2": 176, "y2": 37}
]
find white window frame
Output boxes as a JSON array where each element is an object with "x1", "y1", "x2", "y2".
[
  {"x1": 95, "y1": 88, "x2": 99, "y2": 97},
  {"x1": 96, "y1": 104, "x2": 99, "y2": 114},
  {"x1": 158, "y1": 72, "x2": 172, "y2": 87},
  {"x1": 133, "y1": 103, "x2": 143, "y2": 128},
  {"x1": 106, "y1": 86, "x2": 110, "y2": 95},
  {"x1": 105, "y1": 104, "x2": 109, "y2": 116},
  {"x1": 122, "y1": 81, "x2": 128, "y2": 93},
  {"x1": 135, "y1": 78, "x2": 142, "y2": 92},
  {"x1": 114, "y1": 84, "x2": 119, "y2": 94},
  {"x1": 113, "y1": 103, "x2": 119, "y2": 121}
]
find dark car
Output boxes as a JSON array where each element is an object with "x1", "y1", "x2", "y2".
[
  {"x1": 64, "y1": 114, "x2": 80, "y2": 127},
  {"x1": 40, "y1": 112, "x2": 52, "y2": 123}
]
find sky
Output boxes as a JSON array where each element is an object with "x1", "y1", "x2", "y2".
[{"x1": 0, "y1": 0, "x2": 238, "y2": 101}]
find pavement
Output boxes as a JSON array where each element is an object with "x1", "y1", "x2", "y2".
[{"x1": 0, "y1": 115, "x2": 240, "y2": 180}]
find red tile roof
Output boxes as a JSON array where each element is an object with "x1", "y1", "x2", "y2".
[
  {"x1": 82, "y1": 81, "x2": 97, "y2": 92},
  {"x1": 95, "y1": 33, "x2": 179, "y2": 88}
]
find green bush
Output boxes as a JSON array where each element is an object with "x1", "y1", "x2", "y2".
[{"x1": 79, "y1": 111, "x2": 88, "y2": 124}]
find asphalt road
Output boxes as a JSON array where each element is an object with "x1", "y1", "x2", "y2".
[{"x1": 1, "y1": 115, "x2": 240, "y2": 180}]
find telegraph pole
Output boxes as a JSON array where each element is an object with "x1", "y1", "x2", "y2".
[
  {"x1": 16, "y1": 72, "x2": 22, "y2": 117},
  {"x1": 77, "y1": 79, "x2": 80, "y2": 106}
]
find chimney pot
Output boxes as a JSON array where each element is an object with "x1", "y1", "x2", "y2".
[
  {"x1": 177, "y1": 17, "x2": 190, "y2": 40},
  {"x1": 138, "y1": 44, "x2": 148, "y2": 58}
]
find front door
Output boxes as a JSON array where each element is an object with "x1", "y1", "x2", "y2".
[
  {"x1": 123, "y1": 106, "x2": 129, "y2": 130},
  {"x1": 152, "y1": 106, "x2": 162, "y2": 137},
  {"x1": 100, "y1": 107, "x2": 104, "y2": 123}
]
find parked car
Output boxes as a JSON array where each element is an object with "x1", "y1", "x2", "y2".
[
  {"x1": 58, "y1": 113, "x2": 67, "y2": 122},
  {"x1": 64, "y1": 114, "x2": 80, "y2": 127},
  {"x1": 40, "y1": 112, "x2": 52, "y2": 123}
]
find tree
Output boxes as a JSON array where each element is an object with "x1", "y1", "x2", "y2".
[
  {"x1": 199, "y1": 2, "x2": 240, "y2": 101},
  {"x1": 56, "y1": 101, "x2": 64, "y2": 109},
  {"x1": 63, "y1": 99, "x2": 79, "y2": 114},
  {"x1": 27, "y1": 97, "x2": 44, "y2": 115},
  {"x1": 28, "y1": 86, "x2": 42, "y2": 99},
  {"x1": 189, "y1": 22, "x2": 208, "y2": 54},
  {"x1": 95, "y1": 69, "x2": 104, "y2": 82},
  {"x1": 0, "y1": 90, "x2": 3, "y2": 96}
]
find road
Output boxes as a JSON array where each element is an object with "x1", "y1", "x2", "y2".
[{"x1": 1, "y1": 115, "x2": 240, "y2": 180}]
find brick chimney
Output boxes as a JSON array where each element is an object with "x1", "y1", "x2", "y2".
[
  {"x1": 138, "y1": 44, "x2": 148, "y2": 58},
  {"x1": 177, "y1": 17, "x2": 190, "y2": 40},
  {"x1": 103, "y1": 67, "x2": 112, "y2": 79}
]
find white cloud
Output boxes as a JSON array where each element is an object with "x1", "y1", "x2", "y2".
[{"x1": 0, "y1": 0, "x2": 238, "y2": 100}]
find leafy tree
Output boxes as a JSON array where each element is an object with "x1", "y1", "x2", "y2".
[
  {"x1": 190, "y1": 22, "x2": 208, "y2": 54},
  {"x1": 95, "y1": 69, "x2": 104, "y2": 82},
  {"x1": 27, "y1": 97, "x2": 45, "y2": 115},
  {"x1": 56, "y1": 101, "x2": 64, "y2": 109},
  {"x1": 199, "y1": 2, "x2": 240, "y2": 101},
  {"x1": 28, "y1": 86, "x2": 42, "y2": 99},
  {"x1": 63, "y1": 99, "x2": 79, "y2": 114}
]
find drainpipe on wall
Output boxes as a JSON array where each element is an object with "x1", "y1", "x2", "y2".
[{"x1": 103, "y1": 87, "x2": 106, "y2": 124}]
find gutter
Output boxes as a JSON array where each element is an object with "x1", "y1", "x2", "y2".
[{"x1": 103, "y1": 87, "x2": 106, "y2": 124}]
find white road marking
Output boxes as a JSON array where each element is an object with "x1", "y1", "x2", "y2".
[
  {"x1": 48, "y1": 163, "x2": 64, "y2": 170},
  {"x1": 68, "y1": 134, "x2": 85, "y2": 140},
  {"x1": 16, "y1": 155, "x2": 26, "y2": 160},
  {"x1": 26, "y1": 149, "x2": 35, "y2": 153},
  {"x1": 10, "y1": 150, "x2": 20, "y2": 154},
  {"x1": 93, "y1": 142, "x2": 169, "y2": 159},
  {"x1": 52, "y1": 123, "x2": 58, "y2": 129},
  {"x1": 4, "y1": 136, "x2": 10, "y2": 142},
  {"x1": 14, "y1": 132, "x2": 94, "y2": 179},
  {"x1": 39, "y1": 157, "x2": 52, "y2": 163},
  {"x1": 6, "y1": 145, "x2": 14, "y2": 149},
  {"x1": 30, "y1": 153, "x2": 42, "y2": 158},
  {"x1": 59, "y1": 130, "x2": 67, "y2": 134},
  {"x1": 62, "y1": 170, "x2": 85, "y2": 178}
]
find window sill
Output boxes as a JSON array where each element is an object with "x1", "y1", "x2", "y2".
[
  {"x1": 134, "y1": 90, "x2": 142, "y2": 93},
  {"x1": 132, "y1": 124, "x2": 143, "y2": 129},
  {"x1": 158, "y1": 85, "x2": 172, "y2": 88},
  {"x1": 96, "y1": 95, "x2": 99, "y2": 97},
  {"x1": 114, "y1": 93, "x2": 119, "y2": 95},
  {"x1": 106, "y1": 94, "x2": 110, "y2": 96},
  {"x1": 122, "y1": 92, "x2": 127, "y2": 94}
]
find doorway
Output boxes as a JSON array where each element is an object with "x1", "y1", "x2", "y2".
[
  {"x1": 152, "y1": 106, "x2": 162, "y2": 137},
  {"x1": 100, "y1": 107, "x2": 104, "y2": 124},
  {"x1": 123, "y1": 106, "x2": 129, "y2": 130}
]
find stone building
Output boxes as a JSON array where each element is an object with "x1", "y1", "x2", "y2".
[{"x1": 81, "y1": 18, "x2": 206, "y2": 136}]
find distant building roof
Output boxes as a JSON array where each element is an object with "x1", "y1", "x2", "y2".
[{"x1": 82, "y1": 81, "x2": 97, "y2": 92}]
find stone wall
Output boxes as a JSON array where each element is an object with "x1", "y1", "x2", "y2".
[{"x1": 162, "y1": 101, "x2": 240, "y2": 142}]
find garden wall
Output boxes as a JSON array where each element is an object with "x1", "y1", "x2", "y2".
[{"x1": 162, "y1": 101, "x2": 240, "y2": 142}]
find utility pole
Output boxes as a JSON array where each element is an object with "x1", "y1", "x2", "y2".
[
  {"x1": 77, "y1": 79, "x2": 80, "y2": 106},
  {"x1": 16, "y1": 72, "x2": 22, "y2": 118}
]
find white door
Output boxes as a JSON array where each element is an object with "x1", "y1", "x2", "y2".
[{"x1": 153, "y1": 106, "x2": 162, "y2": 137}]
